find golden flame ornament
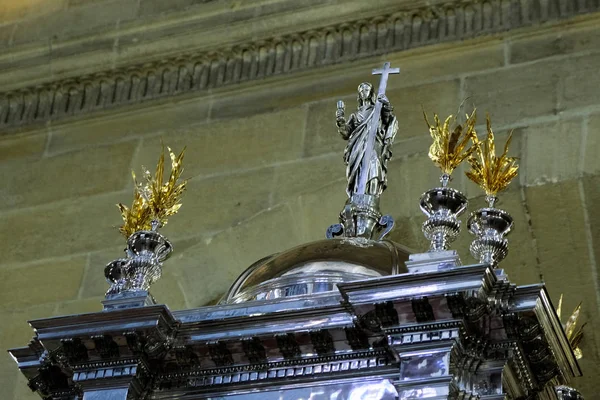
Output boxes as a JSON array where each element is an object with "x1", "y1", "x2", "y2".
[
  {"x1": 465, "y1": 115, "x2": 519, "y2": 198},
  {"x1": 118, "y1": 146, "x2": 187, "y2": 238},
  {"x1": 424, "y1": 109, "x2": 478, "y2": 176},
  {"x1": 118, "y1": 176, "x2": 154, "y2": 238},
  {"x1": 557, "y1": 294, "x2": 585, "y2": 360}
]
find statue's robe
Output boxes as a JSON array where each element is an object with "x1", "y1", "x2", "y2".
[{"x1": 344, "y1": 103, "x2": 398, "y2": 197}]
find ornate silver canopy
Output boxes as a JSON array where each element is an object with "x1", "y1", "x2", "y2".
[{"x1": 8, "y1": 63, "x2": 583, "y2": 400}]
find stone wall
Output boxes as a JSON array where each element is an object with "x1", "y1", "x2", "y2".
[{"x1": 0, "y1": 0, "x2": 599, "y2": 398}]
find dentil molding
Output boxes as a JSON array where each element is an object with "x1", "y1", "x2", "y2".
[{"x1": 0, "y1": 0, "x2": 598, "y2": 131}]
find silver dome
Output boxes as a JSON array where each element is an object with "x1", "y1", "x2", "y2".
[{"x1": 222, "y1": 238, "x2": 412, "y2": 303}]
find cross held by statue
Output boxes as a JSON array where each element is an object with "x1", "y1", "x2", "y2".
[
  {"x1": 372, "y1": 62, "x2": 400, "y2": 97},
  {"x1": 355, "y1": 62, "x2": 400, "y2": 194}
]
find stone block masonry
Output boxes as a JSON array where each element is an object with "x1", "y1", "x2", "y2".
[{"x1": 1, "y1": 3, "x2": 600, "y2": 399}]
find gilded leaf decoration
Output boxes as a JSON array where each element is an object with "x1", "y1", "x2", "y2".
[
  {"x1": 118, "y1": 177, "x2": 153, "y2": 238},
  {"x1": 424, "y1": 109, "x2": 478, "y2": 175},
  {"x1": 465, "y1": 115, "x2": 519, "y2": 197},
  {"x1": 118, "y1": 146, "x2": 187, "y2": 238},
  {"x1": 556, "y1": 294, "x2": 585, "y2": 360}
]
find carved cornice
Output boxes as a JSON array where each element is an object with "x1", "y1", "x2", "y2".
[
  {"x1": 9, "y1": 270, "x2": 581, "y2": 399},
  {"x1": 0, "y1": 0, "x2": 598, "y2": 130}
]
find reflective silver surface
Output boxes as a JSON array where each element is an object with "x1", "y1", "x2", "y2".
[
  {"x1": 9, "y1": 263, "x2": 584, "y2": 400},
  {"x1": 7, "y1": 61, "x2": 585, "y2": 400},
  {"x1": 556, "y1": 385, "x2": 585, "y2": 399},
  {"x1": 104, "y1": 229, "x2": 173, "y2": 298},
  {"x1": 223, "y1": 238, "x2": 410, "y2": 303},
  {"x1": 328, "y1": 63, "x2": 399, "y2": 241},
  {"x1": 327, "y1": 194, "x2": 395, "y2": 241},
  {"x1": 399, "y1": 350, "x2": 449, "y2": 381},
  {"x1": 467, "y1": 207, "x2": 513, "y2": 266},
  {"x1": 204, "y1": 380, "x2": 398, "y2": 400},
  {"x1": 405, "y1": 250, "x2": 461, "y2": 273},
  {"x1": 84, "y1": 389, "x2": 129, "y2": 400},
  {"x1": 419, "y1": 186, "x2": 468, "y2": 252},
  {"x1": 336, "y1": 65, "x2": 399, "y2": 197}
]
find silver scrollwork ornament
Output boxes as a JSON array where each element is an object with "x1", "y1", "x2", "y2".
[
  {"x1": 556, "y1": 385, "x2": 584, "y2": 399},
  {"x1": 104, "y1": 258, "x2": 129, "y2": 295}
]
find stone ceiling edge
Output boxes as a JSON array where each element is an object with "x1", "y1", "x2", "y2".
[{"x1": 0, "y1": 0, "x2": 598, "y2": 133}]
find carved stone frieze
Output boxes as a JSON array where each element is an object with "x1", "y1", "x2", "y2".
[{"x1": 1, "y1": 0, "x2": 599, "y2": 131}]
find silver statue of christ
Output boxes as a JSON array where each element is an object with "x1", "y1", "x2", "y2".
[{"x1": 336, "y1": 82, "x2": 398, "y2": 197}]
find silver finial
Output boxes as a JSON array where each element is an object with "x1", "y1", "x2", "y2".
[
  {"x1": 103, "y1": 229, "x2": 173, "y2": 310},
  {"x1": 419, "y1": 185, "x2": 468, "y2": 252},
  {"x1": 418, "y1": 109, "x2": 476, "y2": 253},
  {"x1": 104, "y1": 146, "x2": 185, "y2": 309},
  {"x1": 467, "y1": 204, "x2": 513, "y2": 267}
]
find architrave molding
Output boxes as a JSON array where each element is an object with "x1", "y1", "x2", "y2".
[{"x1": 0, "y1": 0, "x2": 598, "y2": 131}]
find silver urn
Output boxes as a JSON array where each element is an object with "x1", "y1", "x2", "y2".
[
  {"x1": 420, "y1": 185, "x2": 468, "y2": 252},
  {"x1": 467, "y1": 199, "x2": 513, "y2": 267},
  {"x1": 104, "y1": 229, "x2": 173, "y2": 296},
  {"x1": 125, "y1": 229, "x2": 173, "y2": 291}
]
